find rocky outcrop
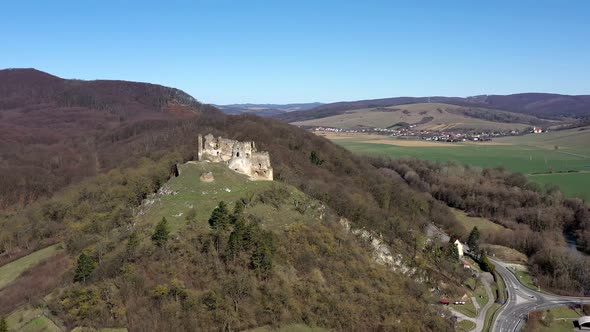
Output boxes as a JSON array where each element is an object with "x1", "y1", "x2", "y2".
[{"x1": 197, "y1": 134, "x2": 273, "y2": 181}]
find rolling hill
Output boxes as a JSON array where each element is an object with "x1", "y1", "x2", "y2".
[
  {"x1": 0, "y1": 68, "x2": 218, "y2": 209},
  {"x1": 217, "y1": 102, "x2": 323, "y2": 116},
  {"x1": 292, "y1": 102, "x2": 555, "y2": 131},
  {"x1": 277, "y1": 93, "x2": 590, "y2": 123}
]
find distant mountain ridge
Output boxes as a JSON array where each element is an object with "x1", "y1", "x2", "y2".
[
  {"x1": 218, "y1": 102, "x2": 323, "y2": 116},
  {"x1": 276, "y1": 93, "x2": 590, "y2": 123}
]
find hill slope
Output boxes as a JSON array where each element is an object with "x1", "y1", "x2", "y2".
[
  {"x1": 277, "y1": 93, "x2": 590, "y2": 123},
  {"x1": 293, "y1": 102, "x2": 551, "y2": 131},
  {"x1": 0, "y1": 68, "x2": 218, "y2": 209},
  {"x1": 0, "y1": 70, "x2": 473, "y2": 331}
]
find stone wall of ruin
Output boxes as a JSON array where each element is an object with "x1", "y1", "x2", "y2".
[{"x1": 197, "y1": 134, "x2": 273, "y2": 181}]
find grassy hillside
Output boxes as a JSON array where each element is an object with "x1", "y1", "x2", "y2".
[
  {"x1": 293, "y1": 103, "x2": 547, "y2": 131},
  {"x1": 328, "y1": 128, "x2": 590, "y2": 200},
  {"x1": 0, "y1": 243, "x2": 63, "y2": 290}
]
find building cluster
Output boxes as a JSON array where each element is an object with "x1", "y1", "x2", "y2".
[{"x1": 306, "y1": 125, "x2": 526, "y2": 142}]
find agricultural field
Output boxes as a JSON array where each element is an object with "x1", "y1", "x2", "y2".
[
  {"x1": 327, "y1": 127, "x2": 590, "y2": 201},
  {"x1": 293, "y1": 103, "x2": 546, "y2": 131},
  {"x1": 0, "y1": 243, "x2": 64, "y2": 290},
  {"x1": 5, "y1": 307, "x2": 61, "y2": 332}
]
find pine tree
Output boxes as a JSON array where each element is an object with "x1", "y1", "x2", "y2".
[
  {"x1": 232, "y1": 200, "x2": 245, "y2": 223},
  {"x1": 446, "y1": 241, "x2": 459, "y2": 262},
  {"x1": 74, "y1": 253, "x2": 96, "y2": 283},
  {"x1": 209, "y1": 201, "x2": 230, "y2": 230},
  {"x1": 0, "y1": 317, "x2": 7, "y2": 332},
  {"x1": 467, "y1": 226, "x2": 481, "y2": 255},
  {"x1": 227, "y1": 218, "x2": 246, "y2": 263},
  {"x1": 151, "y1": 217, "x2": 170, "y2": 247}
]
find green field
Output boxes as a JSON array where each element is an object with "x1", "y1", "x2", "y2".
[
  {"x1": 0, "y1": 243, "x2": 63, "y2": 290},
  {"x1": 6, "y1": 307, "x2": 61, "y2": 332},
  {"x1": 455, "y1": 319, "x2": 476, "y2": 332},
  {"x1": 329, "y1": 127, "x2": 590, "y2": 201}
]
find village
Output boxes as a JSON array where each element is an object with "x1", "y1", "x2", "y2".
[{"x1": 302, "y1": 125, "x2": 545, "y2": 143}]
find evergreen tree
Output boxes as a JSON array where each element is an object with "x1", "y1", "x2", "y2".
[
  {"x1": 250, "y1": 230, "x2": 275, "y2": 278},
  {"x1": 151, "y1": 217, "x2": 170, "y2": 247},
  {"x1": 226, "y1": 218, "x2": 246, "y2": 263},
  {"x1": 209, "y1": 201, "x2": 230, "y2": 230},
  {"x1": 467, "y1": 226, "x2": 481, "y2": 255},
  {"x1": 232, "y1": 200, "x2": 245, "y2": 223},
  {"x1": 309, "y1": 151, "x2": 324, "y2": 166},
  {"x1": 74, "y1": 252, "x2": 96, "y2": 283},
  {"x1": 0, "y1": 317, "x2": 7, "y2": 332},
  {"x1": 446, "y1": 242, "x2": 459, "y2": 262}
]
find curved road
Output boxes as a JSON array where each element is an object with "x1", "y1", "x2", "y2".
[{"x1": 491, "y1": 258, "x2": 590, "y2": 332}]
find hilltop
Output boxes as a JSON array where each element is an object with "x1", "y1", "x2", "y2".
[{"x1": 276, "y1": 93, "x2": 590, "y2": 123}]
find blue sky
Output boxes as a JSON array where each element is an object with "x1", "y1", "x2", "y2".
[{"x1": 1, "y1": 1, "x2": 589, "y2": 104}]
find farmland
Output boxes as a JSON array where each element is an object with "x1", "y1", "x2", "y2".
[
  {"x1": 327, "y1": 127, "x2": 590, "y2": 201},
  {"x1": 293, "y1": 102, "x2": 549, "y2": 131}
]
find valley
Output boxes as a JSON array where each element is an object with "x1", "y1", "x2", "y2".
[{"x1": 323, "y1": 127, "x2": 590, "y2": 201}]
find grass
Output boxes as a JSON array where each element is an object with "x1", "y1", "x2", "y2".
[
  {"x1": 329, "y1": 127, "x2": 590, "y2": 201},
  {"x1": 483, "y1": 244, "x2": 527, "y2": 264},
  {"x1": 451, "y1": 208, "x2": 504, "y2": 233},
  {"x1": 482, "y1": 303, "x2": 501, "y2": 332},
  {"x1": 137, "y1": 162, "x2": 275, "y2": 233},
  {"x1": 0, "y1": 243, "x2": 64, "y2": 290},
  {"x1": 514, "y1": 268, "x2": 538, "y2": 291},
  {"x1": 455, "y1": 319, "x2": 476, "y2": 332},
  {"x1": 474, "y1": 280, "x2": 490, "y2": 309},
  {"x1": 450, "y1": 301, "x2": 477, "y2": 318},
  {"x1": 138, "y1": 161, "x2": 323, "y2": 233},
  {"x1": 6, "y1": 307, "x2": 61, "y2": 332},
  {"x1": 529, "y1": 306, "x2": 581, "y2": 332},
  {"x1": 528, "y1": 172, "x2": 590, "y2": 199}
]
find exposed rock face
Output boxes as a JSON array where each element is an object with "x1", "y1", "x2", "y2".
[{"x1": 197, "y1": 134, "x2": 273, "y2": 181}]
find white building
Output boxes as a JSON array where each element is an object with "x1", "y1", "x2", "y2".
[{"x1": 454, "y1": 239, "x2": 464, "y2": 257}]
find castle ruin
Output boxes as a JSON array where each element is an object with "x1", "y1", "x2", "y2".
[{"x1": 197, "y1": 134, "x2": 273, "y2": 181}]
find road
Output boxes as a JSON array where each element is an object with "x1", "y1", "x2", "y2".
[{"x1": 491, "y1": 258, "x2": 590, "y2": 332}]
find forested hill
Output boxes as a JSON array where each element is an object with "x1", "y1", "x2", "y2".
[
  {"x1": 0, "y1": 68, "x2": 218, "y2": 209},
  {"x1": 0, "y1": 69, "x2": 465, "y2": 331},
  {"x1": 276, "y1": 93, "x2": 590, "y2": 122},
  {"x1": 0, "y1": 68, "x2": 201, "y2": 113}
]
